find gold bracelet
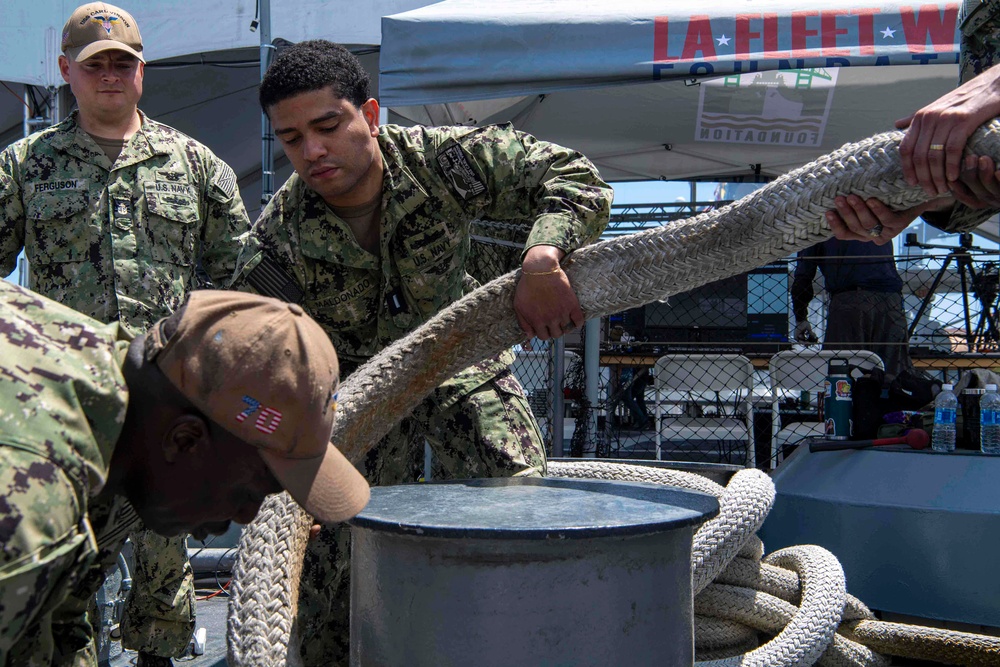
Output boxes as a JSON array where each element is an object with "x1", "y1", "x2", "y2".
[{"x1": 522, "y1": 265, "x2": 562, "y2": 277}]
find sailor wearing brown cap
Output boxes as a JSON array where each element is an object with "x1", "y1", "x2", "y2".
[
  {"x1": 0, "y1": 281, "x2": 369, "y2": 665},
  {"x1": 0, "y1": 3, "x2": 254, "y2": 664}
]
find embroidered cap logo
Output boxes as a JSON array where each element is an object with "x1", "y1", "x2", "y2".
[
  {"x1": 90, "y1": 14, "x2": 120, "y2": 35},
  {"x1": 236, "y1": 395, "x2": 284, "y2": 435}
]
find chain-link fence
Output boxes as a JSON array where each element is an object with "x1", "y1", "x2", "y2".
[{"x1": 468, "y1": 218, "x2": 1000, "y2": 471}]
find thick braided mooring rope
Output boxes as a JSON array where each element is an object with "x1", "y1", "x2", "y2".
[
  {"x1": 228, "y1": 123, "x2": 1000, "y2": 666},
  {"x1": 552, "y1": 461, "x2": 1000, "y2": 667}
]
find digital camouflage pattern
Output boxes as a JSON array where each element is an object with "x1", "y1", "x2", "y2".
[
  {"x1": 0, "y1": 279, "x2": 133, "y2": 666},
  {"x1": 233, "y1": 122, "x2": 612, "y2": 666},
  {"x1": 233, "y1": 123, "x2": 611, "y2": 366},
  {"x1": 0, "y1": 109, "x2": 250, "y2": 662},
  {"x1": 117, "y1": 530, "x2": 195, "y2": 659},
  {"x1": 48, "y1": 492, "x2": 142, "y2": 667},
  {"x1": 960, "y1": 0, "x2": 1000, "y2": 82},
  {"x1": 0, "y1": 110, "x2": 251, "y2": 337},
  {"x1": 931, "y1": 0, "x2": 1000, "y2": 232}
]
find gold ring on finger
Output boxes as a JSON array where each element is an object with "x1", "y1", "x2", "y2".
[{"x1": 929, "y1": 144, "x2": 945, "y2": 151}]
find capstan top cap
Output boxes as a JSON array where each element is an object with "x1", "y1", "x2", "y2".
[
  {"x1": 144, "y1": 290, "x2": 369, "y2": 523},
  {"x1": 62, "y1": 3, "x2": 145, "y2": 63}
]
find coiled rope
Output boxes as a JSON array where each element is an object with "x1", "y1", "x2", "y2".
[
  {"x1": 228, "y1": 123, "x2": 1000, "y2": 666},
  {"x1": 552, "y1": 462, "x2": 881, "y2": 666}
]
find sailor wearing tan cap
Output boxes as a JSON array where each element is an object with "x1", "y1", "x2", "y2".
[
  {"x1": 0, "y1": 3, "x2": 253, "y2": 666},
  {"x1": 0, "y1": 280, "x2": 369, "y2": 666}
]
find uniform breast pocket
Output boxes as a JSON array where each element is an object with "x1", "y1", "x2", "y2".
[
  {"x1": 306, "y1": 277, "x2": 385, "y2": 359},
  {"x1": 144, "y1": 183, "x2": 200, "y2": 265},
  {"x1": 305, "y1": 274, "x2": 380, "y2": 334},
  {"x1": 397, "y1": 223, "x2": 467, "y2": 314},
  {"x1": 24, "y1": 191, "x2": 92, "y2": 263}
]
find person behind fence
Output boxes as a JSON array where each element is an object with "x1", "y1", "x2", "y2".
[
  {"x1": 0, "y1": 283, "x2": 370, "y2": 667},
  {"x1": 0, "y1": 4, "x2": 253, "y2": 665},
  {"x1": 791, "y1": 238, "x2": 915, "y2": 378},
  {"x1": 229, "y1": 39, "x2": 613, "y2": 665},
  {"x1": 825, "y1": 0, "x2": 1000, "y2": 245},
  {"x1": 607, "y1": 325, "x2": 650, "y2": 430}
]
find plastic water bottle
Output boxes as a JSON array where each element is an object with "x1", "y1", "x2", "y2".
[
  {"x1": 981, "y1": 384, "x2": 1000, "y2": 454},
  {"x1": 931, "y1": 383, "x2": 958, "y2": 453}
]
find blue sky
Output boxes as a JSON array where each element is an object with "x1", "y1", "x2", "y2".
[{"x1": 609, "y1": 181, "x2": 694, "y2": 205}]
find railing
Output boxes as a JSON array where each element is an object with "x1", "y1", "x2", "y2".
[{"x1": 469, "y1": 219, "x2": 1000, "y2": 470}]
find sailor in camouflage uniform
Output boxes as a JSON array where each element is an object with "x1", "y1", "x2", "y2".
[
  {"x1": 0, "y1": 282, "x2": 369, "y2": 667},
  {"x1": 0, "y1": 4, "x2": 250, "y2": 666},
  {"x1": 826, "y1": 0, "x2": 1000, "y2": 241},
  {"x1": 231, "y1": 40, "x2": 613, "y2": 665}
]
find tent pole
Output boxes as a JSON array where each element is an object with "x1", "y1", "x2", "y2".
[
  {"x1": 584, "y1": 317, "x2": 600, "y2": 457},
  {"x1": 259, "y1": 0, "x2": 275, "y2": 205},
  {"x1": 551, "y1": 338, "x2": 566, "y2": 457},
  {"x1": 19, "y1": 84, "x2": 59, "y2": 288}
]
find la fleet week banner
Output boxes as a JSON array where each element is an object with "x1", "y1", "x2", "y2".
[
  {"x1": 379, "y1": 1, "x2": 960, "y2": 108},
  {"x1": 651, "y1": 4, "x2": 959, "y2": 78},
  {"x1": 657, "y1": 5, "x2": 960, "y2": 148}
]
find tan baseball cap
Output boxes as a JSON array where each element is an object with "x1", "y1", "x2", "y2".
[
  {"x1": 144, "y1": 290, "x2": 370, "y2": 524},
  {"x1": 62, "y1": 3, "x2": 145, "y2": 63}
]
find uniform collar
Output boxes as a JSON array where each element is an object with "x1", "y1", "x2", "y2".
[
  {"x1": 49, "y1": 109, "x2": 170, "y2": 170},
  {"x1": 297, "y1": 178, "x2": 377, "y2": 269}
]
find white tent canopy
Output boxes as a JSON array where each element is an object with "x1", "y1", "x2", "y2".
[
  {"x1": 381, "y1": 0, "x2": 965, "y2": 182},
  {"x1": 2, "y1": 1, "x2": 415, "y2": 88}
]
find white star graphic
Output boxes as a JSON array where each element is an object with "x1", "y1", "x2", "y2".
[
  {"x1": 717, "y1": 34, "x2": 731, "y2": 46},
  {"x1": 881, "y1": 26, "x2": 896, "y2": 38}
]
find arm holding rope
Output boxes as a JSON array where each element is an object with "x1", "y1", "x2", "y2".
[
  {"x1": 515, "y1": 243, "x2": 579, "y2": 341},
  {"x1": 888, "y1": 0, "x2": 1000, "y2": 230},
  {"x1": 826, "y1": 195, "x2": 953, "y2": 244},
  {"x1": 458, "y1": 127, "x2": 613, "y2": 340}
]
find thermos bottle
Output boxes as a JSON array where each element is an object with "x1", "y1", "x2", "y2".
[{"x1": 823, "y1": 359, "x2": 853, "y2": 440}]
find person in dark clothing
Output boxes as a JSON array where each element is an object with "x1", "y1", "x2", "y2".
[{"x1": 791, "y1": 238, "x2": 914, "y2": 377}]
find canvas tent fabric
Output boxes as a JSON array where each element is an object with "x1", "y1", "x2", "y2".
[
  {"x1": 1, "y1": 1, "x2": 419, "y2": 88},
  {"x1": 380, "y1": 0, "x2": 963, "y2": 105},
  {"x1": 380, "y1": 0, "x2": 965, "y2": 183}
]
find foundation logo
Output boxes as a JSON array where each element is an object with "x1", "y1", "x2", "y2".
[
  {"x1": 90, "y1": 14, "x2": 121, "y2": 36},
  {"x1": 696, "y1": 69, "x2": 837, "y2": 148}
]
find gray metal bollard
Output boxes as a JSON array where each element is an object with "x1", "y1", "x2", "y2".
[{"x1": 349, "y1": 477, "x2": 718, "y2": 667}]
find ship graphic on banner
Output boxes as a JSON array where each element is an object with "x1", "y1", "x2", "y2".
[{"x1": 695, "y1": 69, "x2": 838, "y2": 147}]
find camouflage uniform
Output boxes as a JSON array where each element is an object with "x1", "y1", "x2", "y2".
[
  {"x1": 925, "y1": 0, "x2": 1000, "y2": 232},
  {"x1": 0, "y1": 110, "x2": 248, "y2": 335},
  {"x1": 959, "y1": 0, "x2": 1000, "y2": 83},
  {"x1": 232, "y1": 123, "x2": 612, "y2": 665},
  {"x1": 0, "y1": 279, "x2": 138, "y2": 666},
  {"x1": 0, "y1": 110, "x2": 251, "y2": 663}
]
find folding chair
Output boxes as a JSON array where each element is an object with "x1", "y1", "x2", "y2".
[
  {"x1": 767, "y1": 349, "x2": 884, "y2": 467},
  {"x1": 653, "y1": 354, "x2": 756, "y2": 467}
]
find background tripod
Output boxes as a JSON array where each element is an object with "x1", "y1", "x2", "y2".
[{"x1": 905, "y1": 232, "x2": 1000, "y2": 353}]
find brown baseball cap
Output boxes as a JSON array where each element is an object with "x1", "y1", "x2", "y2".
[
  {"x1": 144, "y1": 290, "x2": 369, "y2": 524},
  {"x1": 62, "y1": 3, "x2": 145, "y2": 63}
]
